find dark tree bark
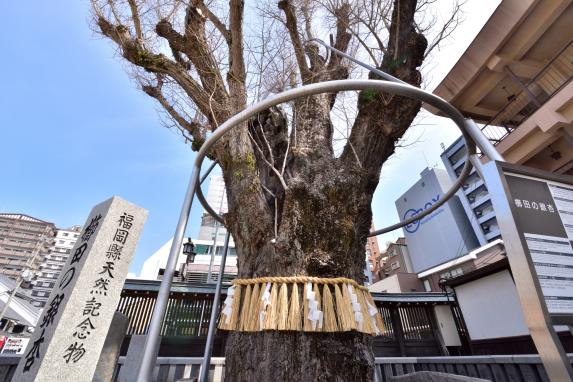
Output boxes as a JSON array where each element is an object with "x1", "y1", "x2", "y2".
[{"x1": 92, "y1": 0, "x2": 435, "y2": 380}]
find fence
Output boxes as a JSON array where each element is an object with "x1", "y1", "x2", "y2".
[
  {"x1": 113, "y1": 355, "x2": 573, "y2": 381},
  {"x1": 1, "y1": 354, "x2": 569, "y2": 381},
  {"x1": 117, "y1": 281, "x2": 450, "y2": 357}
]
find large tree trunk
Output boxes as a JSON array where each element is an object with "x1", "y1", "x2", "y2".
[
  {"x1": 220, "y1": 101, "x2": 379, "y2": 380},
  {"x1": 225, "y1": 332, "x2": 373, "y2": 381}
]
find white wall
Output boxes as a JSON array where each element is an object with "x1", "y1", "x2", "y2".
[
  {"x1": 434, "y1": 305, "x2": 461, "y2": 346},
  {"x1": 454, "y1": 270, "x2": 529, "y2": 340},
  {"x1": 368, "y1": 275, "x2": 401, "y2": 293}
]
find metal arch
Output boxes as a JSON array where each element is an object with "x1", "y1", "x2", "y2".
[
  {"x1": 193, "y1": 79, "x2": 476, "y2": 235},
  {"x1": 137, "y1": 79, "x2": 479, "y2": 381}
]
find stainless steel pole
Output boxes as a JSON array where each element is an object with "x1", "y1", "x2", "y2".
[
  {"x1": 307, "y1": 38, "x2": 406, "y2": 84},
  {"x1": 463, "y1": 119, "x2": 505, "y2": 162},
  {"x1": 136, "y1": 164, "x2": 201, "y2": 382},
  {"x1": 199, "y1": 231, "x2": 231, "y2": 382}
]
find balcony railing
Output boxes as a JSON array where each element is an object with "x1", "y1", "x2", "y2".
[{"x1": 481, "y1": 39, "x2": 573, "y2": 145}]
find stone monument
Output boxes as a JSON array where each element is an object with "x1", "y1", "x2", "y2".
[{"x1": 12, "y1": 196, "x2": 147, "y2": 382}]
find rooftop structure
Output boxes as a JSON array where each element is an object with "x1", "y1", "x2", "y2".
[{"x1": 430, "y1": 0, "x2": 573, "y2": 174}]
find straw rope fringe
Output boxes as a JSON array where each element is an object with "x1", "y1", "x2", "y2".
[{"x1": 219, "y1": 277, "x2": 385, "y2": 335}]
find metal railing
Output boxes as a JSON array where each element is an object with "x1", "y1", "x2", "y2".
[
  {"x1": 0, "y1": 354, "x2": 569, "y2": 382},
  {"x1": 481, "y1": 39, "x2": 573, "y2": 145}
]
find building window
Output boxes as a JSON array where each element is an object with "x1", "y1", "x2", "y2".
[
  {"x1": 423, "y1": 279, "x2": 432, "y2": 292},
  {"x1": 390, "y1": 261, "x2": 400, "y2": 270},
  {"x1": 62, "y1": 233, "x2": 69, "y2": 237}
]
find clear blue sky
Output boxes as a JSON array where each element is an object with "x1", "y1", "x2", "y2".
[
  {"x1": 0, "y1": 1, "x2": 207, "y2": 275},
  {"x1": 0, "y1": 1, "x2": 498, "y2": 275}
]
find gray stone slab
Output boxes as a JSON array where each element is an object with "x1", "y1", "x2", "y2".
[
  {"x1": 12, "y1": 197, "x2": 147, "y2": 382},
  {"x1": 117, "y1": 335, "x2": 160, "y2": 382},
  {"x1": 92, "y1": 311, "x2": 129, "y2": 382},
  {"x1": 389, "y1": 371, "x2": 489, "y2": 382}
]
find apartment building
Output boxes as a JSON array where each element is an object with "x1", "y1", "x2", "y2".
[
  {"x1": 368, "y1": 238, "x2": 425, "y2": 293},
  {"x1": 377, "y1": 238, "x2": 412, "y2": 279},
  {"x1": 441, "y1": 138, "x2": 502, "y2": 246},
  {"x1": 198, "y1": 174, "x2": 229, "y2": 242},
  {"x1": 31, "y1": 226, "x2": 81, "y2": 307},
  {"x1": 0, "y1": 214, "x2": 55, "y2": 282},
  {"x1": 366, "y1": 227, "x2": 382, "y2": 283}
]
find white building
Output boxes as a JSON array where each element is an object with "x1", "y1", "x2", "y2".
[
  {"x1": 198, "y1": 174, "x2": 229, "y2": 242},
  {"x1": 31, "y1": 226, "x2": 81, "y2": 307},
  {"x1": 139, "y1": 237, "x2": 237, "y2": 283},
  {"x1": 141, "y1": 173, "x2": 238, "y2": 283}
]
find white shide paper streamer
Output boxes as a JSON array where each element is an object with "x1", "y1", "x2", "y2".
[{"x1": 222, "y1": 285, "x2": 236, "y2": 324}]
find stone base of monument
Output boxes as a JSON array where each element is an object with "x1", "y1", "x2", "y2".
[
  {"x1": 389, "y1": 371, "x2": 489, "y2": 381},
  {"x1": 93, "y1": 312, "x2": 129, "y2": 382}
]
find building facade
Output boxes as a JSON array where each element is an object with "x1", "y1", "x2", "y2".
[
  {"x1": 366, "y1": 227, "x2": 382, "y2": 283},
  {"x1": 377, "y1": 238, "x2": 413, "y2": 279},
  {"x1": 441, "y1": 139, "x2": 502, "y2": 246},
  {"x1": 395, "y1": 168, "x2": 479, "y2": 273},
  {"x1": 31, "y1": 226, "x2": 81, "y2": 307},
  {"x1": 0, "y1": 214, "x2": 55, "y2": 282},
  {"x1": 417, "y1": 239, "x2": 505, "y2": 292},
  {"x1": 198, "y1": 174, "x2": 229, "y2": 242},
  {"x1": 140, "y1": 237, "x2": 238, "y2": 283},
  {"x1": 368, "y1": 238, "x2": 425, "y2": 293}
]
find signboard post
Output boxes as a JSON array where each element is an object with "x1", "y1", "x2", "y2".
[
  {"x1": 12, "y1": 196, "x2": 147, "y2": 382},
  {"x1": 483, "y1": 161, "x2": 573, "y2": 381}
]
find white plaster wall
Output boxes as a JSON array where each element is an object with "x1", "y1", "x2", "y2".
[
  {"x1": 454, "y1": 270, "x2": 529, "y2": 340},
  {"x1": 434, "y1": 305, "x2": 461, "y2": 346},
  {"x1": 368, "y1": 275, "x2": 401, "y2": 293}
]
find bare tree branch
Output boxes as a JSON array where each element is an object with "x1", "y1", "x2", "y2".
[
  {"x1": 127, "y1": 0, "x2": 143, "y2": 40},
  {"x1": 97, "y1": 16, "x2": 220, "y2": 124},
  {"x1": 142, "y1": 78, "x2": 207, "y2": 148},
  {"x1": 278, "y1": 0, "x2": 312, "y2": 82},
  {"x1": 194, "y1": 0, "x2": 231, "y2": 43}
]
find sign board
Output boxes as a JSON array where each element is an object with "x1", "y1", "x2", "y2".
[
  {"x1": 12, "y1": 196, "x2": 147, "y2": 382},
  {"x1": 484, "y1": 161, "x2": 573, "y2": 380},
  {"x1": 503, "y1": 173, "x2": 573, "y2": 315},
  {"x1": 1, "y1": 337, "x2": 30, "y2": 355}
]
